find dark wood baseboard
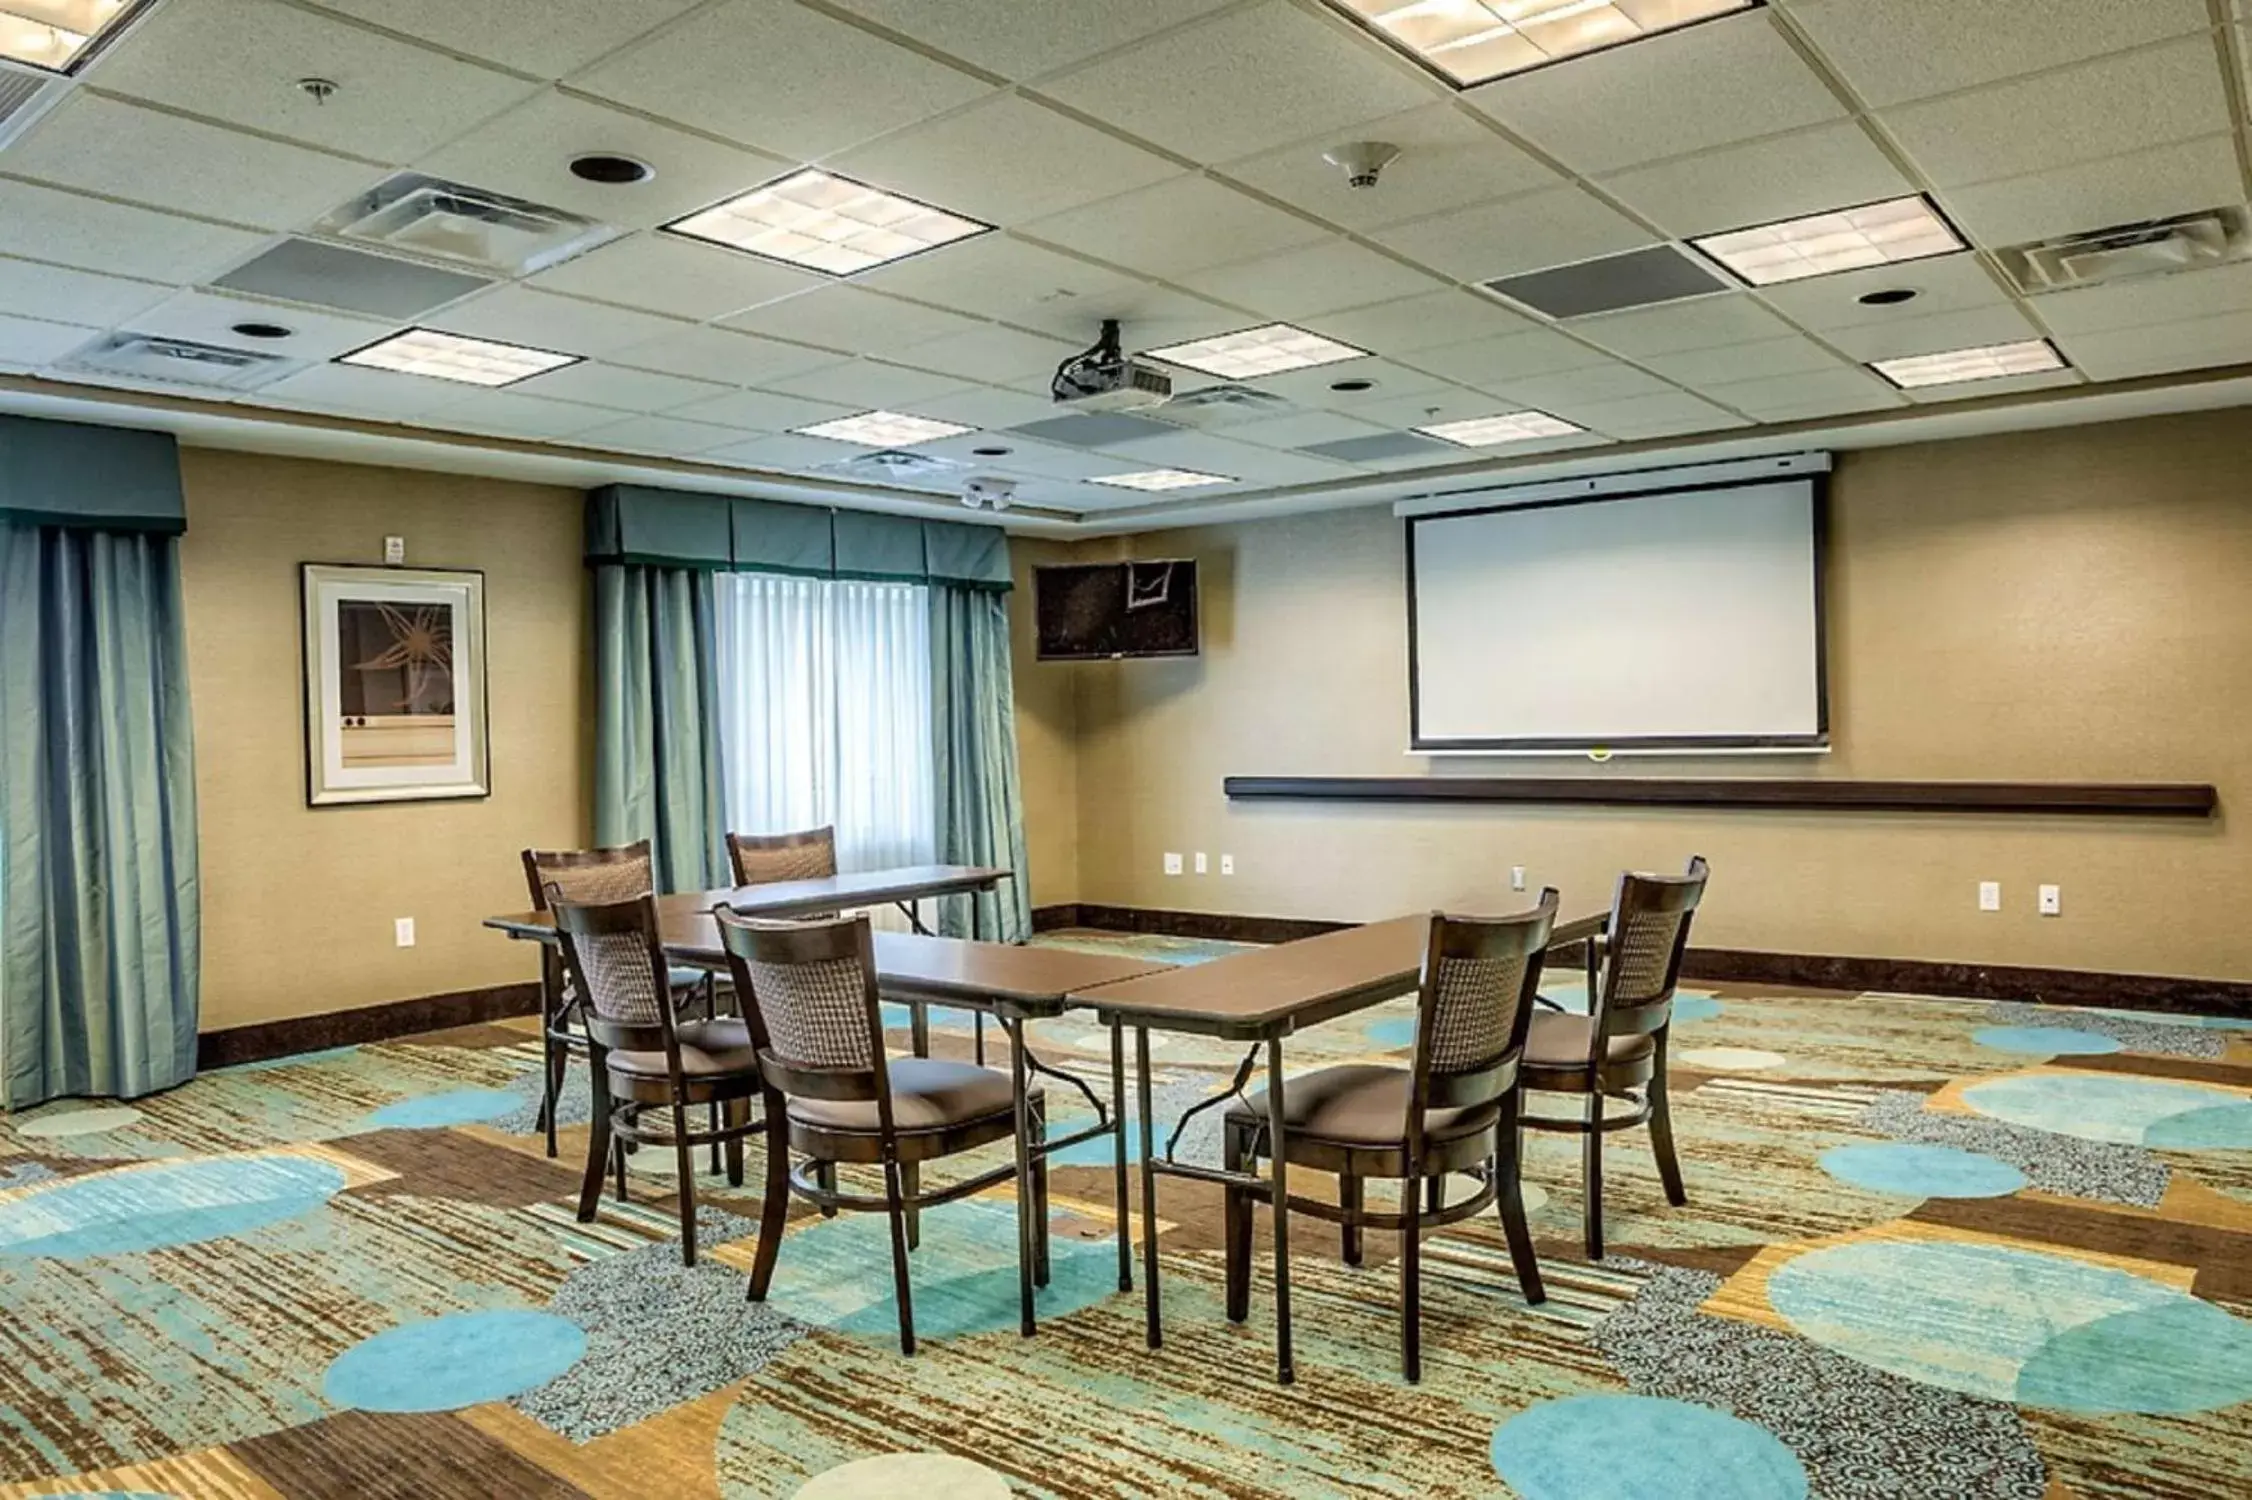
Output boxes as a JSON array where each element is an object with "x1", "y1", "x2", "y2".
[
  {"x1": 1036, "y1": 904, "x2": 2252, "y2": 1019},
  {"x1": 196, "y1": 982, "x2": 542, "y2": 1070}
]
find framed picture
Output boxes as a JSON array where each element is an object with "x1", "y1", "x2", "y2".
[{"x1": 300, "y1": 563, "x2": 489, "y2": 807}]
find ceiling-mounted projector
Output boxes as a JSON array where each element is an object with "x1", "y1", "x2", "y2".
[{"x1": 1050, "y1": 318, "x2": 1171, "y2": 411}]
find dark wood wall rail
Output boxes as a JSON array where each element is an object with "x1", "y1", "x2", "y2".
[{"x1": 1221, "y1": 777, "x2": 2219, "y2": 817}]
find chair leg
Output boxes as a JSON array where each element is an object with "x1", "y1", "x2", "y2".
[
  {"x1": 576, "y1": 1071, "x2": 614, "y2": 1223},
  {"x1": 1031, "y1": 1096, "x2": 1052, "y2": 1290},
  {"x1": 1497, "y1": 1098, "x2": 1545, "y2": 1306},
  {"x1": 1425, "y1": 1174, "x2": 1443, "y2": 1215},
  {"x1": 1339, "y1": 1171, "x2": 1364, "y2": 1267},
  {"x1": 883, "y1": 1156, "x2": 917, "y2": 1356},
  {"x1": 1401, "y1": 1169, "x2": 1424, "y2": 1384},
  {"x1": 673, "y1": 1102, "x2": 699, "y2": 1267},
  {"x1": 901, "y1": 1161, "x2": 921, "y2": 1252},
  {"x1": 1649, "y1": 1030, "x2": 1688, "y2": 1207},
  {"x1": 747, "y1": 1101, "x2": 790, "y2": 1303},
  {"x1": 1222, "y1": 1120, "x2": 1252, "y2": 1323},
  {"x1": 538, "y1": 1026, "x2": 565, "y2": 1160},
  {"x1": 708, "y1": 1100, "x2": 722, "y2": 1176},
  {"x1": 723, "y1": 1096, "x2": 747, "y2": 1188},
  {"x1": 816, "y1": 1159, "x2": 838, "y2": 1218},
  {"x1": 1583, "y1": 1091, "x2": 1606, "y2": 1261}
]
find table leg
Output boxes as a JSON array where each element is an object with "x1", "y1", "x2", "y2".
[
  {"x1": 970, "y1": 894, "x2": 986, "y2": 1066},
  {"x1": 1136, "y1": 1025, "x2": 1161, "y2": 1350},
  {"x1": 1110, "y1": 1019, "x2": 1133, "y2": 1293},
  {"x1": 910, "y1": 1001, "x2": 930, "y2": 1059},
  {"x1": 1008, "y1": 1015, "x2": 1036, "y2": 1338},
  {"x1": 1266, "y1": 1040, "x2": 1295, "y2": 1385}
]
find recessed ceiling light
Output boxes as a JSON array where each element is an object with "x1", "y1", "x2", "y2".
[
  {"x1": 1692, "y1": 195, "x2": 1964, "y2": 287},
  {"x1": 338, "y1": 327, "x2": 580, "y2": 387},
  {"x1": 664, "y1": 169, "x2": 991, "y2": 276},
  {"x1": 794, "y1": 410, "x2": 974, "y2": 446},
  {"x1": 1415, "y1": 410, "x2": 1585, "y2": 447},
  {"x1": 1856, "y1": 287, "x2": 1919, "y2": 307},
  {"x1": 570, "y1": 153, "x2": 656, "y2": 186},
  {"x1": 1870, "y1": 339, "x2": 2067, "y2": 390},
  {"x1": 0, "y1": 0, "x2": 145, "y2": 74},
  {"x1": 1145, "y1": 323, "x2": 1370, "y2": 380},
  {"x1": 1330, "y1": 377, "x2": 1377, "y2": 392},
  {"x1": 229, "y1": 321, "x2": 295, "y2": 340},
  {"x1": 972, "y1": 444, "x2": 1013, "y2": 457},
  {"x1": 1089, "y1": 469, "x2": 1235, "y2": 492},
  {"x1": 1323, "y1": 0, "x2": 1756, "y2": 89}
]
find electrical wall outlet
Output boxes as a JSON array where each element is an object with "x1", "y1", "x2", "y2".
[
  {"x1": 1163, "y1": 852, "x2": 1183, "y2": 876},
  {"x1": 1978, "y1": 881, "x2": 2002, "y2": 912},
  {"x1": 383, "y1": 535, "x2": 405, "y2": 565},
  {"x1": 1220, "y1": 854, "x2": 1235, "y2": 876},
  {"x1": 2038, "y1": 884, "x2": 2061, "y2": 916},
  {"x1": 1510, "y1": 865, "x2": 1527, "y2": 892},
  {"x1": 1194, "y1": 851, "x2": 1208, "y2": 875},
  {"x1": 394, "y1": 916, "x2": 416, "y2": 947}
]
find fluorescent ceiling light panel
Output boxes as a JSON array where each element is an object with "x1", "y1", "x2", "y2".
[
  {"x1": 1416, "y1": 410, "x2": 1584, "y2": 446},
  {"x1": 1870, "y1": 339, "x2": 2067, "y2": 390},
  {"x1": 1325, "y1": 0, "x2": 1755, "y2": 88},
  {"x1": 1145, "y1": 323, "x2": 1370, "y2": 380},
  {"x1": 1692, "y1": 196, "x2": 1965, "y2": 286},
  {"x1": 794, "y1": 410, "x2": 974, "y2": 446},
  {"x1": 665, "y1": 170, "x2": 990, "y2": 276},
  {"x1": 1089, "y1": 469, "x2": 1235, "y2": 491},
  {"x1": 338, "y1": 327, "x2": 579, "y2": 387},
  {"x1": 0, "y1": 0, "x2": 136, "y2": 73}
]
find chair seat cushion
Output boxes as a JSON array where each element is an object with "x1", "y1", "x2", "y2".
[
  {"x1": 1223, "y1": 1064, "x2": 1497, "y2": 1148},
  {"x1": 607, "y1": 1017, "x2": 761, "y2": 1080},
  {"x1": 788, "y1": 1058, "x2": 1039, "y2": 1136},
  {"x1": 1524, "y1": 1012, "x2": 1656, "y2": 1071}
]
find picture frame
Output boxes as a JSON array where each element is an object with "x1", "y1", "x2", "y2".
[{"x1": 300, "y1": 562, "x2": 490, "y2": 807}]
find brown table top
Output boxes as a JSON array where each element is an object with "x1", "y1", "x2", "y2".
[
  {"x1": 486, "y1": 864, "x2": 1007, "y2": 945},
  {"x1": 1076, "y1": 908, "x2": 1607, "y2": 1040}
]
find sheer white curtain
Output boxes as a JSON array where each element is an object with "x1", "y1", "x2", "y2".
[{"x1": 713, "y1": 572, "x2": 934, "y2": 874}]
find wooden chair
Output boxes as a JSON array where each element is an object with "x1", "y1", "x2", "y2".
[
  {"x1": 547, "y1": 892, "x2": 767, "y2": 1266},
  {"x1": 714, "y1": 910, "x2": 1049, "y2": 1355},
  {"x1": 1222, "y1": 894, "x2": 1558, "y2": 1382},
  {"x1": 1521, "y1": 856, "x2": 1709, "y2": 1260},
  {"x1": 726, "y1": 825, "x2": 839, "y2": 892}
]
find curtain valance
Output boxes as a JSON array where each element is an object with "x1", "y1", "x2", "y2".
[
  {"x1": 0, "y1": 415, "x2": 185, "y2": 534},
  {"x1": 586, "y1": 485, "x2": 1010, "y2": 590}
]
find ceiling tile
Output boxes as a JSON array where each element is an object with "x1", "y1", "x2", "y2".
[
  {"x1": 1556, "y1": 391, "x2": 1749, "y2": 439},
  {"x1": 1331, "y1": 382, "x2": 1529, "y2": 430},
  {"x1": 2056, "y1": 310, "x2": 2252, "y2": 381},
  {"x1": 126, "y1": 290, "x2": 390, "y2": 360},
  {"x1": 1178, "y1": 240, "x2": 1448, "y2": 320},
  {"x1": 887, "y1": 325, "x2": 1080, "y2": 384},
  {"x1": 2031, "y1": 261, "x2": 2252, "y2": 337},
  {"x1": 1881, "y1": 40, "x2": 2231, "y2": 189},
  {"x1": 1214, "y1": 443, "x2": 1365, "y2": 486},
  {"x1": 719, "y1": 285, "x2": 988, "y2": 353},
  {"x1": 91, "y1": 0, "x2": 540, "y2": 164},
  {"x1": 705, "y1": 431, "x2": 876, "y2": 470},
  {"x1": 1226, "y1": 410, "x2": 1391, "y2": 450},
  {"x1": 1466, "y1": 12, "x2": 1845, "y2": 175},
  {"x1": 1573, "y1": 295, "x2": 1797, "y2": 357},
  {"x1": 574, "y1": 413, "x2": 760, "y2": 455},
  {"x1": 510, "y1": 360, "x2": 730, "y2": 412},
  {"x1": 827, "y1": 95, "x2": 1183, "y2": 226},
  {"x1": 1821, "y1": 304, "x2": 2042, "y2": 362},
  {"x1": 443, "y1": 390, "x2": 623, "y2": 440},
  {"x1": 417, "y1": 91, "x2": 790, "y2": 231},
  {"x1": 1039, "y1": 1, "x2": 1434, "y2": 164},
  {"x1": 822, "y1": 0, "x2": 1230, "y2": 82},
  {"x1": 0, "y1": 257, "x2": 170, "y2": 328},
  {"x1": 1023, "y1": 176, "x2": 1329, "y2": 279},
  {"x1": 0, "y1": 313, "x2": 97, "y2": 370},
  {"x1": 1306, "y1": 290, "x2": 1540, "y2": 356},
  {"x1": 761, "y1": 359, "x2": 973, "y2": 408},
  {"x1": 1403, "y1": 328, "x2": 1616, "y2": 386},
  {"x1": 1597, "y1": 122, "x2": 1913, "y2": 239},
  {"x1": 1780, "y1": 0, "x2": 2211, "y2": 106},
  {"x1": 529, "y1": 234, "x2": 825, "y2": 321},
  {"x1": 433, "y1": 285, "x2": 690, "y2": 356},
  {"x1": 1935, "y1": 135, "x2": 2247, "y2": 248},
  {"x1": 910, "y1": 385, "x2": 1061, "y2": 430},
  {"x1": 1641, "y1": 337, "x2": 1848, "y2": 385},
  {"x1": 606, "y1": 325, "x2": 847, "y2": 387},
  {"x1": 1902, "y1": 368, "x2": 2084, "y2": 404},
  {"x1": 981, "y1": 438, "x2": 1137, "y2": 480},
  {"x1": 1699, "y1": 365, "x2": 1906, "y2": 419},
  {"x1": 1245, "y1": 356, "x2": 1450, "y2": 410},
  {"x1": 0, "y1": 180, "x2": 267, "y2": 285},
  {"x1": 1374, "y1": 187, "x2": 1652, "y2": 282},
  {"x1": 5, "y1": 94, "x2": 382, "y2": 231},
  {"x1": 307, "y1": 0, "x2": 703, "y2": 79},
  {"x1": 852, "y1": 234, "x2": 1146, "y2": 335},
  {"x1": 1487, "y1": 362, "x2": 1681, "y2": 408},
  {"x1": 1217, "y1": 103, "x2": 1562, "y2": 232},
  {"x1": 259, "y1": 362, "x2": 451, "y2": 420},
  {"x1": 669, "y1": 386, "x2": 858, "y2": 432},
  {"x1": 1753, "y1": 253, "x2": 2010, "y2": 330},
  {"x1": 570, "y1": 0, "x2": 994, "y2": 159}
]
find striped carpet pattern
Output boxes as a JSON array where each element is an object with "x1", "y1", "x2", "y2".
[{"x1": 2, "y1": 935, "x2": 2249, "y2": 1498}]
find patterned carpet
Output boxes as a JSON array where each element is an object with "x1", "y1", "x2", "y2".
[{"x1": 3, "y1": 931, "x2": 2251, "y2": 1498}]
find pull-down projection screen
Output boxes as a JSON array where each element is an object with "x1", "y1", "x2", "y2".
[{"x1": 1407, "y1": 473, "x2": 1827, "y2": 752}]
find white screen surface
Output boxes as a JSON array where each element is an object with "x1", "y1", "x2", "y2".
[{"x1": 1409, "y1": 481, "x2": 1824, "y2": 749}]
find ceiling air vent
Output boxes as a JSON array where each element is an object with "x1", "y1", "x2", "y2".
[
  {"x1": 1484, "y1": 245, "x2": 1730, "y2": 320},
  {"x1": 1997, "y1": 208, "x2": 2252, "y2": 295},
  {"x1": 1156, "y1": 383, "x2": 1295, "y2": 429},
  {"x1": 63, "y1": 333, "x2": 294, "y2": 391},
  {"x1": 312, "y1": 173, "x2": 616, "y2": 277},
  {"x1": 0, "y1": 57, "x2": 65, "y2": 149},
  {"x1": 817, "y1": 450, "x2": 963, "y2": 489}
]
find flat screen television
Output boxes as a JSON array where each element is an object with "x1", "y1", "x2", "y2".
[{"x1": 1034, "y1": 560, "x2": 1199, "y2": 661}]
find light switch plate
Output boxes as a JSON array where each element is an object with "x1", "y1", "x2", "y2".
[
  {"x1": 395, "y1": 916, "x2": 416, "y2": 947},
  {"x1": 1220, "y1": 854, "x2": 1235, "y2": 876},
  {"x1": 1978, "y1": 881, "x2": 2002, "y2": 912},
  {"x1": 1163, "y1": 852, "x2": 1183, "y2": 876},
  {"x1": 383, "y1": 535, "x2": 405, "y2": 565},
  {"x1": 2038, "y1": 884, "x2": 2061, "y2": 916}
]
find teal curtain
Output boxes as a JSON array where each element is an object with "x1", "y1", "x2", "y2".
[
  {"x1": 929, "y1": 582, "x2": 1032, "y2": 942},
  {"x1": 592, "y1": 564, "x2": 728, "y2": 893},
  {"x1": 0, "y1": 521, "x2": 199, "y2": 1109}
]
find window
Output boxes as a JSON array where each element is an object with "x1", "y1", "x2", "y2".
[{"x1": 712, "y1": 572, "x2": 933, "y2": 872}]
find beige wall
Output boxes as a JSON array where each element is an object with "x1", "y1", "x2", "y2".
[
  {"x1": 179, "y1": 450, "x2": 590, "y2": 1033},
  {"x1": 1061, "y1": 407, "x2": 2252, "y2": 982},
  {"x1": 1009, "y1": 536, "x2": 1080, "y2": 909}
]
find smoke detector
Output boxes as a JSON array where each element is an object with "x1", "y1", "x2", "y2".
[
  {"x1": 1997, "y1": 208, "x2": 2252, "y2": 295},
  {"x1": 1323, "y1": 140, "x2": 1400, "y2": 190}
]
